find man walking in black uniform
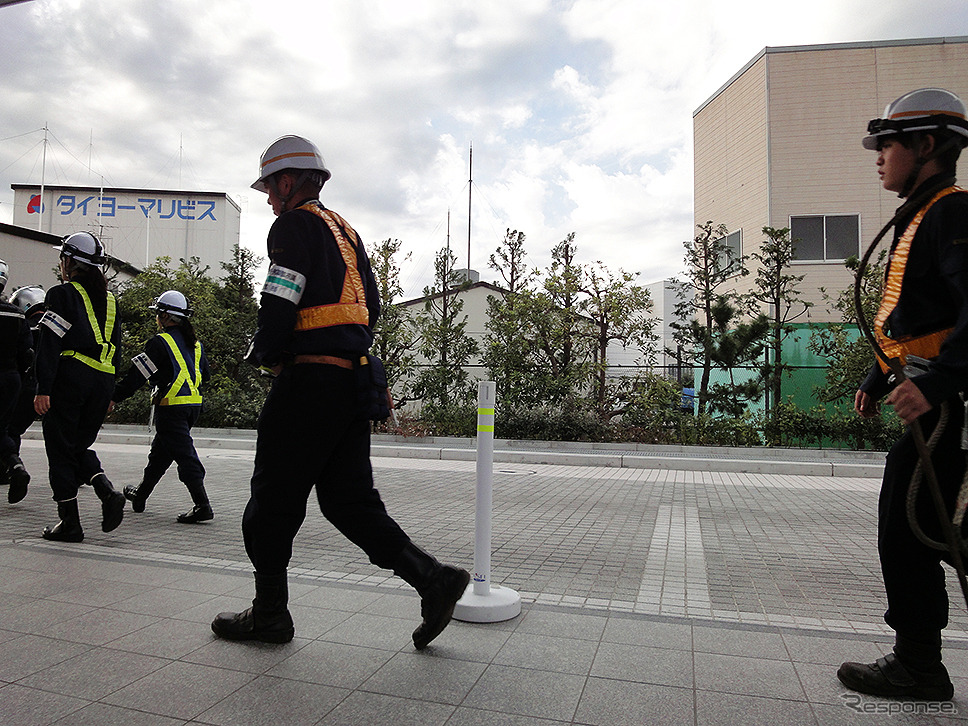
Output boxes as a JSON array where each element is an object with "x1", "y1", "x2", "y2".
[
  {"x1": 212, "y1": 135, "x2": 469, "y2": 648},
  {"x1": 0, "y1": 261, "x2": 34, "y2": 504},
  {"x1": 839, "y1": 88, "x2": 968, "y2": 701}
]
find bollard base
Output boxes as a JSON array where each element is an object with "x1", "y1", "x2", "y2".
[{"x1": 453, "y1": 583, "x2": 522, "y2": 623}]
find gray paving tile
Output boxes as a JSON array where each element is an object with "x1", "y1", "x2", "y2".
[
  {"x1": 264, "y1": 640, "x2": 395, "y2": 689},
  {"x1": 195, "y1": 673, "x2": 348, "y2": 725},
  {"x1": 692, "y1": 623, "x2": 787, "y2": 659},
  {"x1": 40, "y1": 606, "x2": 161, "y2": 646},
  {"x1": 316, "y1": 690, "x2": 454, "y2": 725},
  {"x1": 316, "y1": 611, "x2": 415, "y2": 651},
  {"x1": 105, "y1": 617, "x2": 211, "y2": 659},
  {"x1": 99, "y1": 660, "x2": 256, "y2": 720},
  {"x1": 695, "y1": 690, "x2": 818, "y2": 726},
  {"x1": 493, "y1": 631, "x2": 598, "y2": 675},
  {"x1": 15, "y1": 645, "x2": 168, "y2": 700},
  {"x1": 184, "y1": 634, "x2": 313, "y2": 674},
  {"x1": 49, "y1": 702, "x2": 186, "y2": 726},
  {"x1": 362, "y1": 651, "x2": 487, "y2": 705},
  {"x1": 0, "y1": 682, "x2": 90, "y2": 726},
  {"x1": 573, "y1": 676, "x2": 695, "y2": 726},
  {"x1": 695, "y1": 650, "x2": 806, "y2": 701},
  {"x1": 515, "y1": 609, "x2": 607, "y2": 641},
  {"x1": 601, "y1": 616, "x2": 692, "y2": 650},
  {"x1": 462, "y1": 664, "x2": 585, "y2": 722},
  {"x1": 0, "y1": 634, "x2": 92, "y2": 682},
  {"x1": 591, "y1": 641, "x2": 693, "y2": 687},
  {"x1": 444, "y1": 710, "x2": 564, "y2": 726}
]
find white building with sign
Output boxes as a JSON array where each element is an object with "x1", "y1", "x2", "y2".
[{"x1": 11, "y1": 183, "x2": 240, "y2": 278}]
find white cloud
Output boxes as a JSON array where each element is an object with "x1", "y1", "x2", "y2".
[{"x1": 1, "y1": 0, "x2": 967, "y2": 299}]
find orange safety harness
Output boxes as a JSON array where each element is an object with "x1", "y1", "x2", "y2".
[
  {"x1": 293, "y1": 203, "x2": 370, "y2": 331},
  {"x1": 872, "y1": 186, "x2": 964, "y2": 372}
]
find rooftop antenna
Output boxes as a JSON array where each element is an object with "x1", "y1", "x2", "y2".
[
  {"x1": 467, "y1": 142, "x2": 473, "y2": 274},
  {"x1": 37, "y1": 123, "x2": 48, "y2": 233}
]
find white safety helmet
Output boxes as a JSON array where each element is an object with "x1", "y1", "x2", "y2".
[
  {"x1": 149, "y1": 290, "x2": 192, "y2": 318},
  {"x1": 251, "y1": 135, "x2": 331, "y2": 193},
  {"x1": 55, "y1": 231, "x2": 106, "y2": 266},
  {"x1": 10, "y1": 285, "x2": 45, "y2": 317},
  {"x1": 0, "y1": 259, "x2": 7, "y2": 294},
  {"x1": 863, "y1": 88, "x2": 968, "y2": 150}
]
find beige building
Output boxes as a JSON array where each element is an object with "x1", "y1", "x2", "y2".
[{"x1": 693, "y1": 37, "x2": 968, "y2": 323}]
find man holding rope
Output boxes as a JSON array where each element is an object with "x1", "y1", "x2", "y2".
[{"x1": 840, "y1": 88, "x2": 968, "y2": 701}]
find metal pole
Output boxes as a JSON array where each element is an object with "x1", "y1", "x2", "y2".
[
  {"x1": 453, "y1": 381, "x2": 521, "y2": 623},
  {"x1": 473, "y1": 380, "x2": 494, "y2": 596}
]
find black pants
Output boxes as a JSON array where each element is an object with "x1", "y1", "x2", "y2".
[
  {"x1": 7, "y1": 372, "x2": 37, "y2": 455},
  {"x1": 145, "y1": 405, "x2": 205, "y2": 486},
  {"x1": 879, "y1": 398, "x2": 967, "y2": 635},
  {"x1": 0, "y1": 369, "x2": 20, "y2": 459},
  {"x1": 242, "y1": 364, "x2": 410, "y2": 575},
  {"x1": 42, "y1": 358, "x2": 112, "y2": 501}
]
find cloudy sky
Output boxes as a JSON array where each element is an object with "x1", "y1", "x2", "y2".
[{"x1": 1, "y1": 0, "x2": 966, "y2": 298}]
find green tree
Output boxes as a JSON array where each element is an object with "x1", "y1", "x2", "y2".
[
  {"x1": 748, "y1": 226, "x2": 812, "y2": 413},
  {"x1": 702, "y1": 298, "x2": 770, "y2": 417},
  {"x1": 111, "y1": 247, "x2": 268, "y2": 428},
  {"x1": 529, "y1": 233, "x2": 594, "y2": 406},
  {"x1": 367, "y1": 238, "x2": 417, "y2": 399},
  {"x1": 579, "y1": 262, "x2": 658, "y2": 419},
  {"x1": 411, "y1": 246, "x2": 480, "y2": 411},
  {"x1": 483, "y1": 229, "x2": 540, "y2": 408},
  {"x1": 809, "y1": 252, "x2": 885, "y2": 404},
  {"x1": 670, "y1": 221, "x2": 748, "y2": 414}
]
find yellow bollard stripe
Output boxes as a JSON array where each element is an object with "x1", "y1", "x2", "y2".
[
  {"x1": 478, "y1": 425, "x2": 495, "y2": 432},
  {"x1": 478, "y1": 408, "x2": 495, "y2": 415}
]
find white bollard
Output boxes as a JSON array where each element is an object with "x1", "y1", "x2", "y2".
[{"x1": 453, "y1": 381, "x2": 522, "y2": 623}]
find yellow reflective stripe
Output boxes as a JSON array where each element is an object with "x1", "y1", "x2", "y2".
[
  {"x1": 157, "y1": 333, "x2": 202, "y2": 405},
  {"x1": 874, "y1": 186, "x2": 963, "y2": 372},
  {"x1": 293, "y1": 203, "x2": 370, "y2": 331},
  {"x1": 478, "y1": 424, "x2": 495, "y2": 432},
  {"x1": 478, "y1": 407, "x2": 495, "y2": 415},
  {"x1": 60, "y1": 283, "x2": 116, "y2": 374},
  {"x1": 295, "y1": 302, "x2": 370, "y2": 330}
]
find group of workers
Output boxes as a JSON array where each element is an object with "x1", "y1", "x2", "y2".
[
  {"x1": 0, "y1": 238, "x2": 212, "y2": 542},
  {"x1": 1, "y1": 85, "x2": 967, "y2": 680}
]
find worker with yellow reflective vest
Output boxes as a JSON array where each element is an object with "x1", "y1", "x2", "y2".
[
  {"x1": 840, "y1": 88, "x2": 968, "y2": 701},
  {"x1": 34, "y1": 232, "x2": 125, "y2": 542},
  {"x1": 211, "y1": 135, "x2": 469, "y2": 648},
  {"x1": 111, "y1": 290, "x2": 212, "y2": 524}
]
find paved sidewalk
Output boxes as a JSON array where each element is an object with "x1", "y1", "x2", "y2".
[{"x1": 1, "y1": 433, "x2": 966, "y2": 725}]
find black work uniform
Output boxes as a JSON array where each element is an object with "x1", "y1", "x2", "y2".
[
  {"x1": 113, "y1": 326, "x2": 210, "y2": 490},
  {"x1": 36, "y1": 282, "x2": 120, "y2": 502},
  {"x1": 0, "y1": 301, "x2": 32, "y2": 460},
  {"x1": 859, "y1": 174, "x2": 968, "y2": 637},
  {"x1": 242, "y1": 199, "x2": 410, "y2": 576},
  {"x1": 7, "y1": 315, "x2": 42, "y2": 455}
]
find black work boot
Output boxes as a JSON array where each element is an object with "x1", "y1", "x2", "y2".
[
  {"x1": 90, "y1": 472, "x2": 125, "y2": 532},
  {"x1": 838, "y1": 653, "x2": 953, "y2": 700},
  {"x1": 211, "y1": 571, "x2": 295, "y2": 643},
  {"x1": 392, "y1": 542, "x2": 470, "y2": 650},
  {"x1": 123, "y1": 476, "x2": 159, "y2": 513},
  {"x1": 5, "y1": 454, "x2": 29, "y2": 504},
  {"x1": 177, "y1": 482, "x2": 213, "y2": 523},
  {"x1": 42, "y1": 499, "x2": 84, "y2": 542}
]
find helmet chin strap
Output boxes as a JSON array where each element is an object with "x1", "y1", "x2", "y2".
[
  {"x1": 268, "y1": 171, "x2": 313, "y2": 212},
  {"x1": 898, "y1": 133, "x2": 961, "y2": 199}
]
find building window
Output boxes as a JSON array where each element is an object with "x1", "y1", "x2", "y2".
[
  {"x1": 790, "y1": 214, "x2": 859, "y2": 261},
  {"x1": 716, "y1": 229, "x2": 742, "y2": 274}
]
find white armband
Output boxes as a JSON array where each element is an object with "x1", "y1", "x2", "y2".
[
  {"x1": 263, "y1": 264, "x2": 306, "y2": 305},
  {"x1": 40, "y1": 310, "x2": 71, "y2": 338}
]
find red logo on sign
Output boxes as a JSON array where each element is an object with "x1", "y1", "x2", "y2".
[{"x1": 27, "y1": 195, "x2": 43, "y2": 214}]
